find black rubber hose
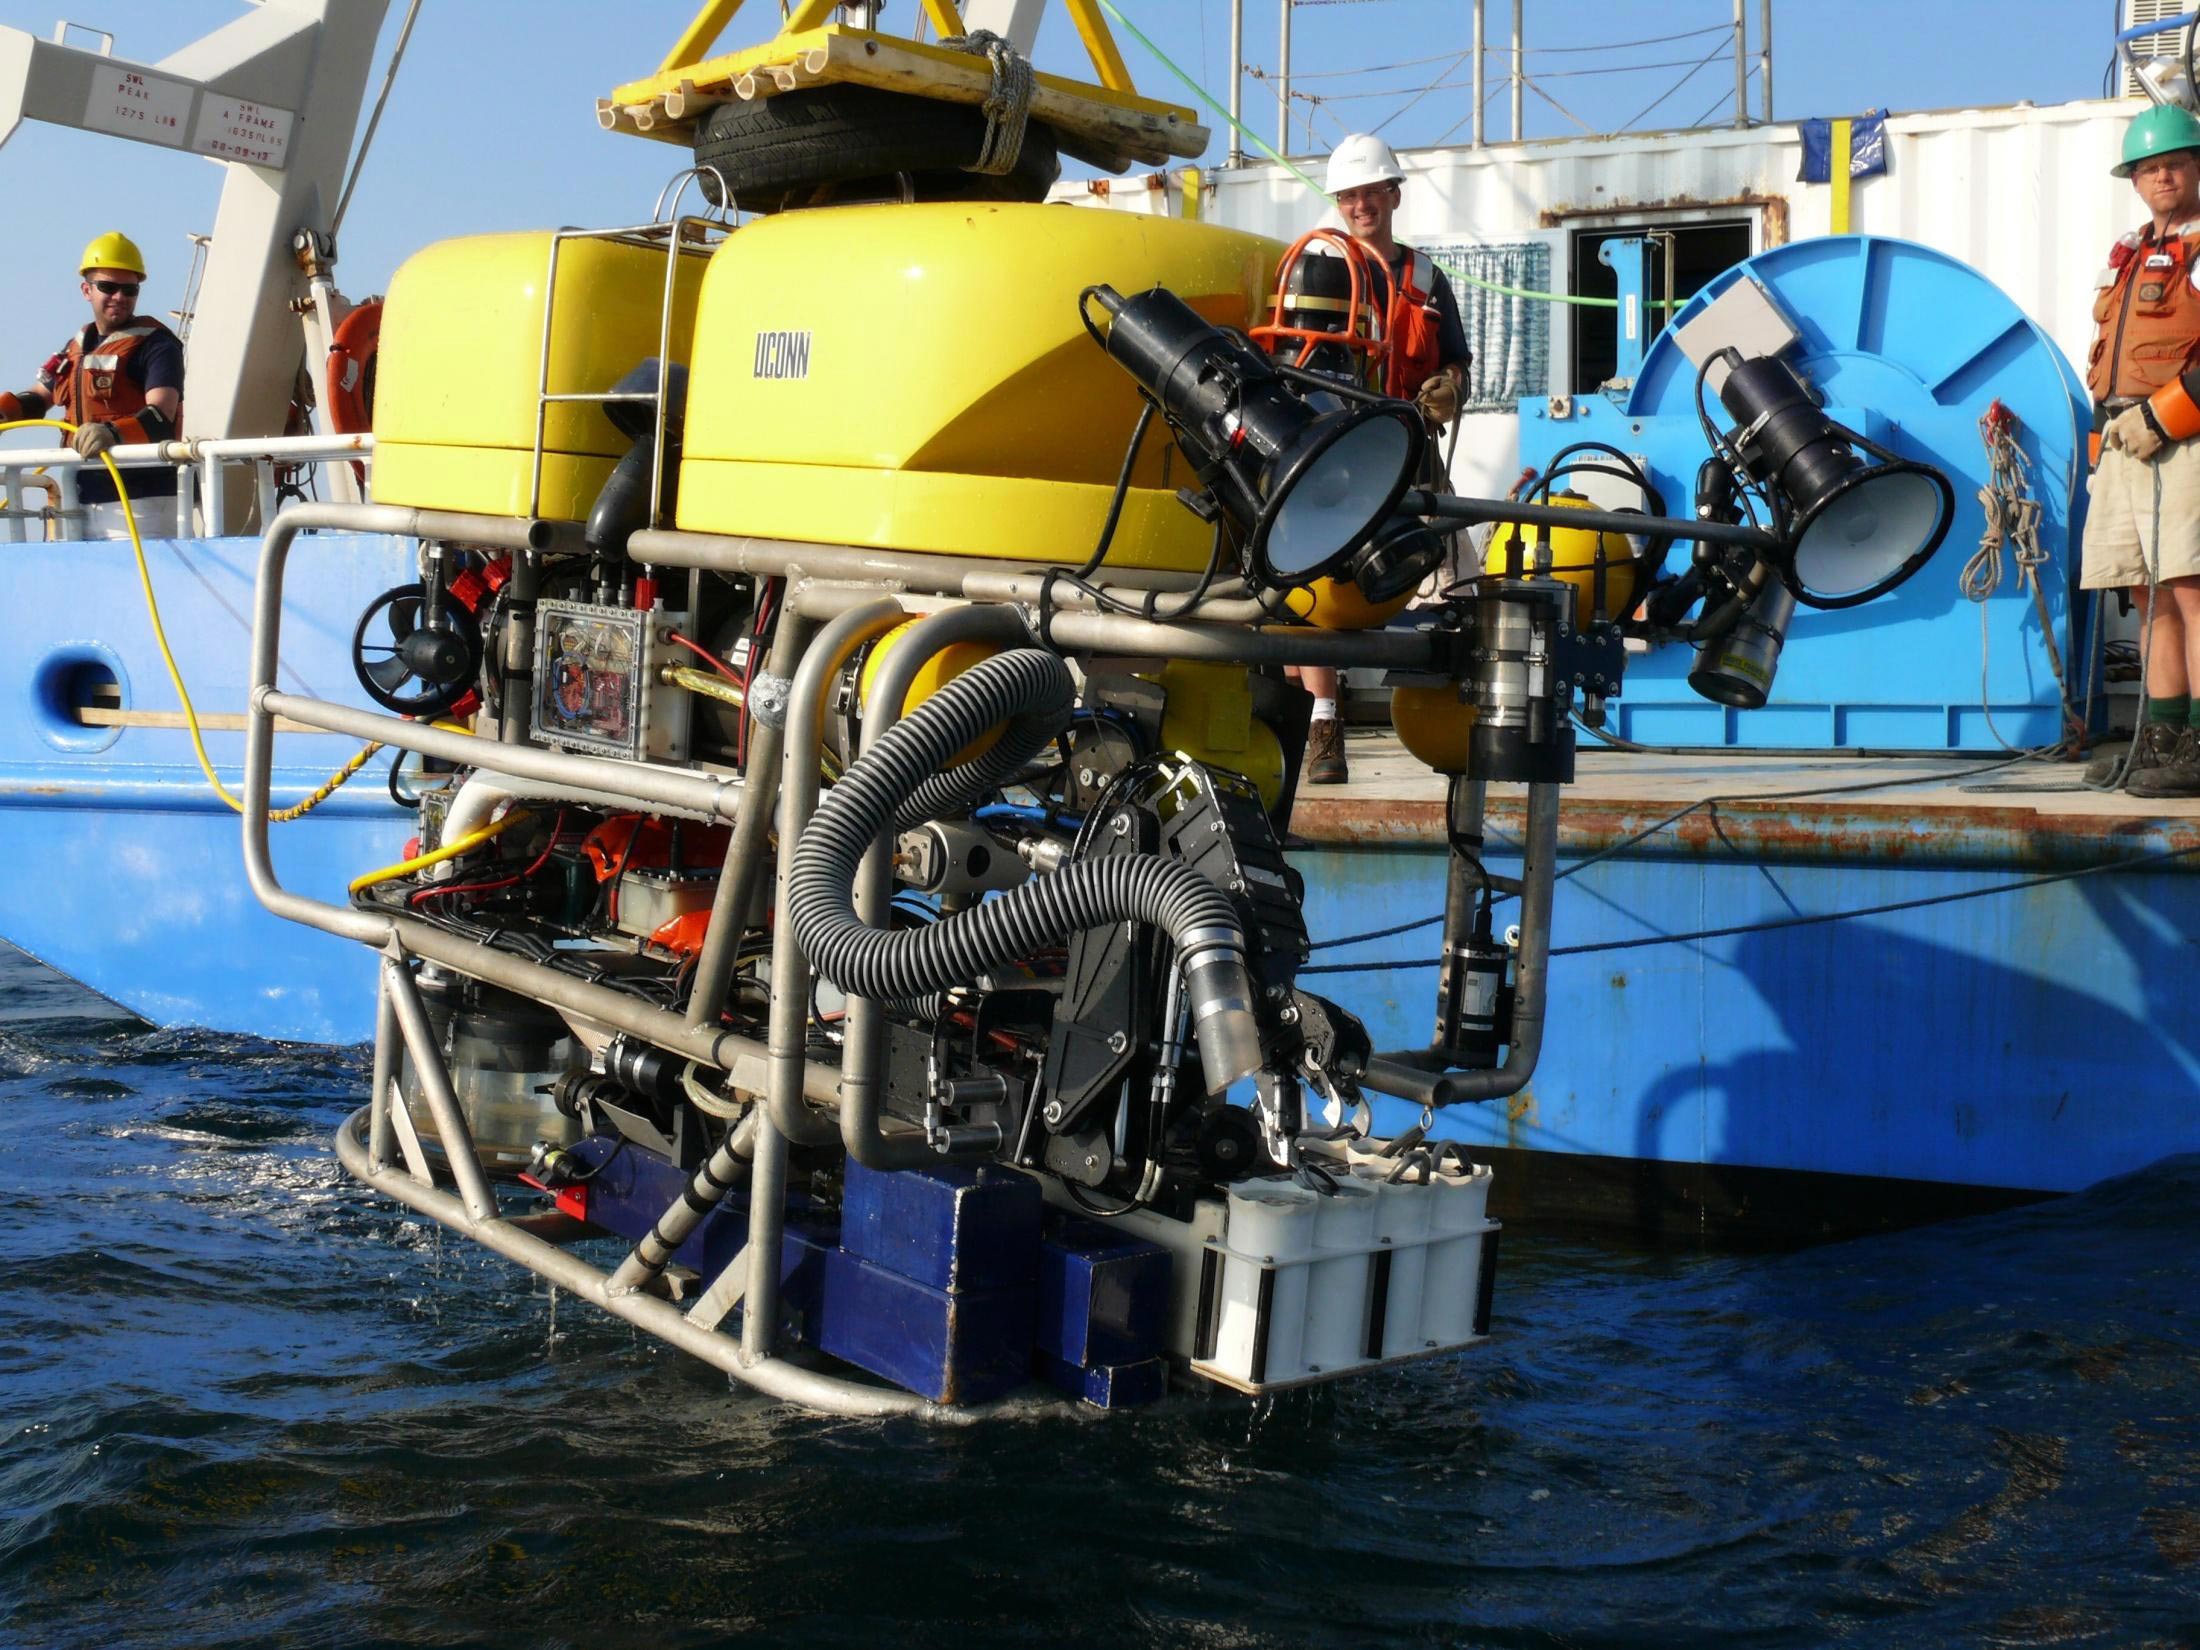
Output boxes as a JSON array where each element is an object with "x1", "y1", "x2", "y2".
[{"x1": 789, "y1": 648, "x2": 1249, "y2": 1021}]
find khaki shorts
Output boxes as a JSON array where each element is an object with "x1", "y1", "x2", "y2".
[{"x1": 2083, "y1": 436, "x2": 2200, "y2": 587}]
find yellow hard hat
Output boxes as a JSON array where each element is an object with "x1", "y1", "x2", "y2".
[{"x1": 80, "y1": 231, "x2": 146, "y2": 278}]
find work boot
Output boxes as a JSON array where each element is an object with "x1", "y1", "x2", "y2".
[
  {"x1": 2082, "y1": 734, "x2": 2133, "y2": 785},
  {"x1": 2094, "y1": 722, "x2": 2180, "y2": 787},
  {"x1": 1306, "y1": 717, "x2": 1349, "y2": 785},
  {"x1": 2126, "y1": 727, "x2": 2200, "y2": 799}
]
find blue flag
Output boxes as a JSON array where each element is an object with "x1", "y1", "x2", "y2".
[{"x1": 1798, "y1": 110, "x2": 1888, "y2": 184}]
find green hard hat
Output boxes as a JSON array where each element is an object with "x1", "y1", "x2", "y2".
[{"x1": 2114, "y1": 103, "x2": 2200, "y2": 176}]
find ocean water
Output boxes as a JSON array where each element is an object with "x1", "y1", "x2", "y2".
[{"x1": 1, "y1": 944, "x2": 2196, "y2": 1650}]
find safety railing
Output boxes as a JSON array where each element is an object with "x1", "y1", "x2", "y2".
[{"x1": 0, "y1": 430, "x2": 374, "y2": 542}]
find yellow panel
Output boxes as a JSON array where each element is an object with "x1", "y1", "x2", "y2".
[
  {"x1": 374, "y1": 444, "x2": 620, "y2": 523},
  {"x1": 677, "y1": 201, "x2": 1279, "y2": 568},
  {"x1": 1060, "y1": 0, "x2": 1135, "y2": 93},
  {"x1": 373, "y1": 230, "x2": 709, "y2": 519},
  {"x1": 659, "y1": 0, "x2": 747, "y2": 72}
]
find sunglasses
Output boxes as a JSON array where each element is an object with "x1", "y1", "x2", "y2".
[{"x1": 90, "y1": 279, "x2": 140, "y2": 297}]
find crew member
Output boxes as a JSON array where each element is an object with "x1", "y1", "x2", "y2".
[
  {"x1": 0, "y1": 232, "x2": 184, "y2": 531},
  {"x1": 2085, "y1": 106, "x2": 2200, "y2": 798},
  {"x1": 1295, "y1": 134, "x2": 1473, "y2": 785}
]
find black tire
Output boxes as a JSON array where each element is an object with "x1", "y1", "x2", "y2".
[{"x1": 693, "y1": 84, "x2": 1059, "y2": 213}]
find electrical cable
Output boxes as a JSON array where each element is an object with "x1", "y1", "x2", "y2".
[
  {"x1": 1299, "y1": 837, "x2": 2200, "y2": 975},
  {"x1": 0, "y1": 418, "x2": 383, "y2": 821},
  {"x1": 349, "y1": 807, "x2": 531, "y2": 895},
  {"x1": 1305, "y1": 752, "x2": 2032, "y2": 953}
]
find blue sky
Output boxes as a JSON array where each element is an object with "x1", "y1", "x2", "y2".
[{"x1": 0, "y1": 1, "x2": 2121, "y2": 390}]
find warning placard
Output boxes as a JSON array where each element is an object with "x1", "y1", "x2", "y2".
[
  {"x1": 189, "y1": 95, "x2": 294, "y2": 169},
  {"x1": 81, "y1": 66, "x2": 191, "y2": 147}
]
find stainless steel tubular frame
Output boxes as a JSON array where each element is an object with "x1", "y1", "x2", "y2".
[
  {"x1": 682, "y1": 609, "x2": 819, "y2": 1033},
  {"x1": 761, "y1": 598, "x2": 909, "y2": 1149},
  {"x1": 1361, "y1": 779, "x2": 1561, "y2": 1108},
  {"x1": 333, "y1": 1109, "x2": 988, "y2": 1420},
  {"x1": 841, "y1": 603, "x2": 1040, "y2": 1170},
  {"x1": 630, "y1": 526, "x2": 1446, "y2": 670}
]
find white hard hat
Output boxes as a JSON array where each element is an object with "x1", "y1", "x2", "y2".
[{"x1": 1326, "y1": 133, "x2": 1405, "y2": 194}]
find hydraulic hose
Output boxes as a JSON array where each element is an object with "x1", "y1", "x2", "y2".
[{"x1": 788, "y1": 649, "x2": 1264, "y2": 1094}]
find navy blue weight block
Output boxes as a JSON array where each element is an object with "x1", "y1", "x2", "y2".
[
  {"x1": 815, "y1": 1247, "x2": 1035, "y2": 1404},
  {"x1": 1036, "y1": 1214, "x2": 1172, "y2": 1368},
  {"x1": 839, "y1": 1159, "x2": 1042, "y2": 1294},
  {"x1": 556, "y1": 1136, "x2": 832, "y2": 1320},
  {"x1": 1036, "y1": 1351, "x2": 1168, "y2": 1410}
]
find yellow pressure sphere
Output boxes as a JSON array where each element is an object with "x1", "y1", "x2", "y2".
[
  {"x1": 1483, "y1": 492, "x2": 1637, "y2": 620},
  {"x1": 1283, "y1": 577, "x2": 1415, "y2": 631},
  {"x1": 1391, "y1": 683, "x2": 1479, "y2": 775},
  {"x1": 858, "y1": 622, "x2": 1003, "y2": 765}
]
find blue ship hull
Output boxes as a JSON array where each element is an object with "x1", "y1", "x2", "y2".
[
  {"x1": 0, "y1": 531, "x2": 414, "y2": 1043},
  {"x1": 1291, "y1": 792, "x2": 2200, "y2": 1231},
  {"x1": 6, "y1": 532, "x2": 2195, "y2": 1231}
]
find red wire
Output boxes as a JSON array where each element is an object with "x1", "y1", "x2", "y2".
[
  {"x1": 666, "y1": 630, "x2": 745, "y2": 687},
  {"x1": 409, "y1": 811, "x2": 567, "y2": 906}
]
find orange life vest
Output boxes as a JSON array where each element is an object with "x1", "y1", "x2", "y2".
[
  {"x1": 39, "y1": 316, "x2": 183, "y2": 441},
  {"x1": 2085, "y1": 221, "x2": 2200, "y2": 404},
  {"x1": 1382, "y1": 246, "x2": 1445, "y2": 399}
]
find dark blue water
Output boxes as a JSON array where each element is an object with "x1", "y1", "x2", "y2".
[{"x1": 2, "y1": 946, "x2": 2197, "y2": 1650}]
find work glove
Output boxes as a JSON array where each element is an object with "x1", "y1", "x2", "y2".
[
  {"x1": 71, "y1": 421, "x2": 119, "y2": 459},
  {"x1": 1415, "y1": 372, "x2": 1461, "y2": 429},
  {"x1": 2105, "y1": 404, "x2": 2166, "y2": 463}
]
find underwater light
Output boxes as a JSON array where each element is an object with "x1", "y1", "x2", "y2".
[
  {"x1": 1714, "y1": 352, "x2": 1954, "y2": 610},
  {"x1": 1084, "y1": 284, "x2": 1424, "y2": 589}
]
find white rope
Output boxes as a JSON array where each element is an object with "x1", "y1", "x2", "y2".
[
  {"x1": 1962, "y1": 408, "x2": 2079, "y2": 757},
  {"x1": 941, "y1": 29, "x2": 1034, "y2": 177}
]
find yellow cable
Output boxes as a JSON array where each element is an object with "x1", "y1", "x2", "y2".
[
  {"x1": 347, "y1": 807, "x2": 531, "y2": 894},
  {"x1": 1, "y1": 417, "x2": 385, "y2": 821}
]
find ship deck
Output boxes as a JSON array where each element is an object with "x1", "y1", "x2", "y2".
[{"x1": 1289, "y1": 731, "x2": 2200, "y2": 870}]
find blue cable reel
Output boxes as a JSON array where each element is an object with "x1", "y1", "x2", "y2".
[{"x1": 1517, "y1": 234, "x2": 2091, "y2": 750}]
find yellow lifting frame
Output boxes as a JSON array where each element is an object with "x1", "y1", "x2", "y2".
[{"x1": 656, "y1": 0, "x2": 1134, "y2": 97}]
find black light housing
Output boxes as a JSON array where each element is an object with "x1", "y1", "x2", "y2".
[
  {"x1": 1086, "y1": 284, "x2": 1425, "y2": 588},
  {"x1": 1348, "y1": 513, "x2": 1449, "y2": 604},
  {"x1": 1716, "y1": 353, "x2": 1954, "y2": 610}
]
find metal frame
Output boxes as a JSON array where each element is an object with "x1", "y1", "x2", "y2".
[
  {"x1": 0, "y1": 432, "x2": 373, "y2": 541},
  {"x1": 527, "y1": 189, "x2": 731, "y2": 525},
  {"x1": 243, "y1": 499, "x2": 1552, "y2": 1413}
]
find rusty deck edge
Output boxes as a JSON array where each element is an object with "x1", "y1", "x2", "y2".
[{"x1": 1289, "y1": 794, "x2": 2200, "y2": 872}]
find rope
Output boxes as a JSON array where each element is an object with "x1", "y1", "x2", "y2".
[
  {"x1": 0, "y1": 418, "x2": 382, "y2": 821},
  {"x1": 1306, "y1": 752, "x2": 2031, "y2": 954},
  {"x1": 1959, "y1": 403, "x2": 2081, "y2": 756},
  {"x1": 2084, "y1": 455, "x2": 2166, "y2": 793},
  {"x1": 940, "y1": 29, "x2": 1034, "y2": 176}
]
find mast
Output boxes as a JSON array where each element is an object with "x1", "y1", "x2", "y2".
[
  {"x1": 1228, "y1": 0, "x2": 1245, "y2": 164},
  {"x1": 1472, "y1": 0, "x2": 1485, "y2": 147},
  {"x1": 1277, "y1": 0, "x2": 1291, "y2": 156},
  {"x1": 1509, "y1": 0, "x2": 1522, "y2": 142},
  {"x1": 1732, "y1": 0, "x2": 1747, "y2": 127}
]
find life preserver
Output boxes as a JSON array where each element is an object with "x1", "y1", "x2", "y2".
[
  {"x1": 1382, "y1": 248, "x2": 1445, "y2": 399},
  {"x1": 42, "y1": 317, "x2": 182, "y2": 441},
  {"x1": 325, "y1": 299, "x2": 381, "y2": 434}
]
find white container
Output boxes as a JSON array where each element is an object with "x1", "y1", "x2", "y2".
[
  {"x1": 1421, "y1": 1157, "x2": 1497, "y2": 1346},
  {"x1": 1301, "y1": 1179, "x2": 1378, "y2": 1375},
  {"x1": 1351, "y1": 1162, "x2": 1439, "y2": 1358},
  {"x1": 1210, "y1": 1178, "x2": 1321, "y2": 1386}
]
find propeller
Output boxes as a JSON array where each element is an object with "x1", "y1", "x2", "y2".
[{"x1": 351, "y1": 582, "x2": 482, "y2": 716}]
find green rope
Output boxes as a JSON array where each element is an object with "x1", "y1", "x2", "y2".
[{"x1": 1095, "y1": 0, "x2": 1680, "y2": 312}]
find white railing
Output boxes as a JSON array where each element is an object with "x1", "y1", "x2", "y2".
[{"x1": 0, "y1": 431, "x2": 374, "y2": 542}]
